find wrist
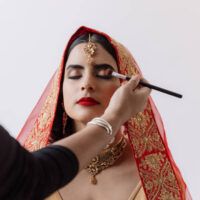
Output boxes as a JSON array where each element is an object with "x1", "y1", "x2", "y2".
[{"x1": 101, "y1": 112, "x2": 123, "y2": 136}]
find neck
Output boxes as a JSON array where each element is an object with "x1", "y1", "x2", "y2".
[
  {"x1": 73, "y1": 120, "x2": 86, "y2": 132},
  {"x1": 71, "y1": 119, "x2": 134, "y2": 165},
  {"x1": 74, "y1": 120, "x2": 125, "y2": 148}
]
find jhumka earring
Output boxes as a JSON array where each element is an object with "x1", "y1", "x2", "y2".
[{"x1": 84, "y1": 33, "x2": 97, "y2": 63}]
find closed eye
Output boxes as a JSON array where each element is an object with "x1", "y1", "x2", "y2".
[
  {"x1": 68, "y1": 75, "x2": 82, "y2": 79},
  {"x1": 95, "y1": 67, "x2": 113, "y2": 80},
  {"x1": 96, "y1": 75, "x2": 112, "y2": 80}
]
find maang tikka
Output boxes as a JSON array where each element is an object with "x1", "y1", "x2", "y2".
[{"x1": 84, "y1": 33, "x2": 97, "y2": 63}]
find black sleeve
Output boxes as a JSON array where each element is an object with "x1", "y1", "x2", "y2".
[{"x1": 0, "y1": 125, "x2": 79, "y2": 200}]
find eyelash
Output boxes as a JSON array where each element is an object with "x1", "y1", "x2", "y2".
[
  {"x1": 68, "y1": 75, "x2": 112, "y2": 80},
  {"x1": 96, "y1": 75, "x2": 112, "y2": 80},
  {"x1": 68, "y1": 75, "x2": 82, "y2": 79}
]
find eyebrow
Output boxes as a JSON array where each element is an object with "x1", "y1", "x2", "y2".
[
  {"x1": 66, "y1": 64, "x2": 116, "y2": 71},
  {"x1": 94, "y1": 64, "x2": 115, "y2": 71},
  {"x1": 66, "y1": 65, "x2": 84, "y2": 70}
]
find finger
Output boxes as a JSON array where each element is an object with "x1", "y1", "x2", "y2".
[
  {"x1": 138, "y1": 77, "x2": 152, "y2": 94},
  {"x1": 126, "y1": 75, "x2": 140, "y2": 90},
  {"x1": 139, "y1": 86, "x2": 152, "y2": 96},
  {"x1": 140, "y1": 77, "x2": 149, "y2": 84}
]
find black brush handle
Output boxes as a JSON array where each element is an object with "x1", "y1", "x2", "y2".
[{"x1": 125, "y1": 76, "x2": 182, "y2": 98}]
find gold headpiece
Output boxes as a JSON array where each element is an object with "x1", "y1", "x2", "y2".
[
  {"x1": 86, "y1": 136, "x2": 127, "y2": 184},
  {"x1": 84, "y1": 33, "x2": 97, "y2": 63}
]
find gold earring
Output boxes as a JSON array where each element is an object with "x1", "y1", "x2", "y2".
[{"x1": 84, "y1": 33, "x2": 96, "y2": 63}]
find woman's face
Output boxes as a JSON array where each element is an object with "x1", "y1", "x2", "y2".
[{"x1": 63, "y1": 42, "x2": 120, "y2": 126}]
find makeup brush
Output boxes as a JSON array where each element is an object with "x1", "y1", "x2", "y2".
[{"x1": 106, "y1": 70, "x2": 182, "y2": 98}]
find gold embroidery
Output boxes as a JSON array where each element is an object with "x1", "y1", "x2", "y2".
[
  {"x1": 24, "y1": 65, "x2": 62, "y2": 151},
  {"x1": 125, "y1": 108, "x2": 165, "y2": 158},
  {"x1": 133, "y1": 112, "x2": 151, "y2": 132},
  {"x1": 129, "y1": 118, "x2": 165, "y2": 158},
  {"x1": 139, "y1": 153, "x2": 181, "y2": 200},
  {"x1": 110, "y1": 36, "x2": 184, "y2": 199},
  {"x1": 110, "y1": 38, "x2": 139, "y2": 77}
]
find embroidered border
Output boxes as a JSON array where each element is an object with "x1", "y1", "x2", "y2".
[
  {"x1": 111, "y1": 38, "x2": 183, "y2": 200},
  {"x1": 24, "y1": 65, "x2": 62, "y2": 151},
  {"x1": 139, "y1": 153, "x2": 181, "y2": 200}
]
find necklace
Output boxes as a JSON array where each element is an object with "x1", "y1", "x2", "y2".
[{"x1": 86, "y1": 136, "x2": 127, "y2": 184}]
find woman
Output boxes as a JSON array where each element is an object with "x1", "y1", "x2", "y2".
[{"x1": 18, "y1": 26, "x2": 191, "y2": 200}]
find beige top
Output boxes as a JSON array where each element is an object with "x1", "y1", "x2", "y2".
[
  {"x1": 46, "y1": 181, "x2": 146, "y2": 200},
  {"x1": 128, "y1": 182, "x2": 146, "y2": 200}
]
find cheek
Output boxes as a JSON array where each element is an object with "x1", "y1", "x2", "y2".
[
  {"x1": 63, "y1": 79, "x2": 79, "y2": 97},
  {"x1": 101, "y1": 83, "x2": 120, "y2": 106},
  {"x1": 62, "y1": 81, "x2": 77, "y2": 111},
  {"x1": 63, "y1": 83, "x2": 70, "y2": 102}
]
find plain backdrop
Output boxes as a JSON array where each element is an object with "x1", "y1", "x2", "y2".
[{"x1": 0, "y1": 0, "x2": 199, "y2": 199}]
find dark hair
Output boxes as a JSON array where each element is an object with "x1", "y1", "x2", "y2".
[
  {"x1": 49, "y1": 33, "x2": 118, "y2": 143},
  {"x1": 64, "y1": 33, "x2": 118, "y2": 67}
]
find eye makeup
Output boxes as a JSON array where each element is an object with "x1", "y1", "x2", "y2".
[
  {"x1": 66, "y1": 64, "x2": 116, "y2": 80},
  {"x1": 95, "y1": 64, "x2": 115, "y2": 79},
  {"x1": 66, "y1": 69, "x2": 82, "y2": 79}
]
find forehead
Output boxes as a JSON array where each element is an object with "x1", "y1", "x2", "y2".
[{"x1": 65, "y1": 43, "x2": 118, "y2": 71}]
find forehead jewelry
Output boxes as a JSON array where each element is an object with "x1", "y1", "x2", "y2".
[{"x1": 84, "y1": 33, "x2": 97, "y2": 63}]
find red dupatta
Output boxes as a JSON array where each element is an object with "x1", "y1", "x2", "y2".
[{"x1": 17, "y1": 26, "x2": 192, "y2": 200}]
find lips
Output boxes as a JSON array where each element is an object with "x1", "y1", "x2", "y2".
[{"x1": 77, "y1": 97, "x2": 99, "y2": 106}]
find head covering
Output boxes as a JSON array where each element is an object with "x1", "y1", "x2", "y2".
[{"x1": 17, "y1": 26, "x2": 192, "y2": 200}]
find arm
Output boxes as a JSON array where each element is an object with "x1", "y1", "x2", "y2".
[{"x1": 0, "y1": 75, "x2": 151, "y2": 199}]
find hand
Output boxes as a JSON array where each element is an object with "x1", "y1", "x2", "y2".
[{"x1": 104, "y1": 75, "x2": 151, "y2": 125}]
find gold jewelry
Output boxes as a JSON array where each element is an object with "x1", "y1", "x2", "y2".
[
  {"x1": 84, "y1": 33, "x2": 96, "y2": 63},
  {"x1": 86, "y1": 136, "x2": 127, "y2": 184}
]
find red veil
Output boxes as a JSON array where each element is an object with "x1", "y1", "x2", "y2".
[{"x1": 17, "y1": 26, "x2": 192, "y2": 200}]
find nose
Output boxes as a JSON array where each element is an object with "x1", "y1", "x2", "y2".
[
  {"x1": 81, "y1": 84, "x2": 94, "y2": 91},
  {"x1": 81, "y1": 73, "x2": 96, "y2": 92}
]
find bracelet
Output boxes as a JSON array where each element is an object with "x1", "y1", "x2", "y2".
[{"x1": 87, "y1": 117, "x2": 113, "y2": 136}]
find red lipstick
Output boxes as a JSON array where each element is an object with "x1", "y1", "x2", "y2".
[{"x1": 77, "y1": 97, "x2": 99, "y2": 106}]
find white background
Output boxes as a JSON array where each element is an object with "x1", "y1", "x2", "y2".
[{"x1": 0, "y1": 0, "x2": 199, "y2": 199}]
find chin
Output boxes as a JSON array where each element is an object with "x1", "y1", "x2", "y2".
[{"x1": 66, "y1": 105, "x2": 106, "y2": 123}]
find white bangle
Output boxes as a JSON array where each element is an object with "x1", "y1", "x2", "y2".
[{"x1": 87, "y1": 117, "x2": 113, "y2": 136}]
